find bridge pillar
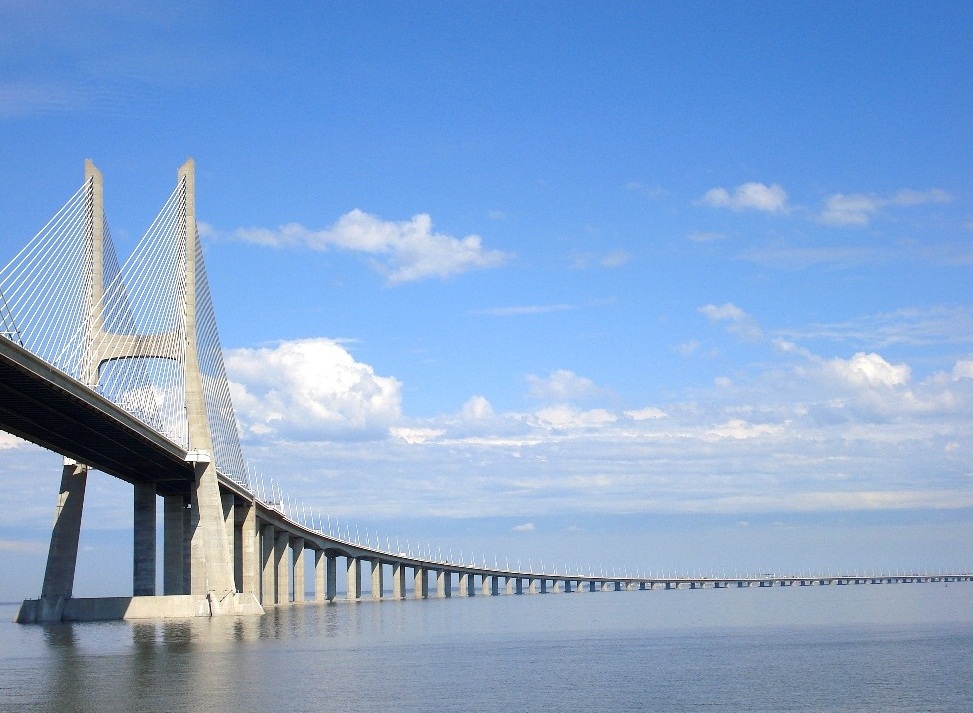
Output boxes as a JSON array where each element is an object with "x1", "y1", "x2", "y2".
[
  {"x1": 326, "y1": 553, "x2": 337, "y2": 601},
  {"x1": 480, "y1": 573, "x2": 491, "y2": 596},
  {"x1": 240, "y1": 501, "x2": 258, "y2": 598},
  {"x1": 37, "y1": 461, "x2": 88, "y2": 620},
  {"x1": 347, "y1": 557, "x2": 361, "y2": 601},
  {"x1": 437, "y1": 569, "x2": 450, "y2": 598},
  {"x1": 275, "y1": 530, "x2": 290, "y2": 603},
  {"x1": 163, "y1": 495, "x2": 188, "y2": 594},
  {"x1": 220, "y1": 493, "x2": 235, "y2": 587},
  {"x1": 491, "y1": 575, "x2": 500, "y2": 596},
  {"x1": 392, "y1": 562, "x2": 407, "y2": 599},
  {"x1": 292, "y1": 538, "x2": 306, "y2": 602},
  {"x1": 414, "y1": 567, "x2": 428, "y2": 599},
  {"x1": 458, "y1": 572, "x2": 470, "y2": 597},
  {"x1": 371, "y1": 559, "x2": 384, "y2": 600},
  {"x1": 260, "y1": 523, "x2": 276, "y2": 606},
  {"x1": 313, "y1": 549, "x2": 325, "y2": 601},
  {"x1": 133, "y1": 483, "x2": 156, "y2": 596}
]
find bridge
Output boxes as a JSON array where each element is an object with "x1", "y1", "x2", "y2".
[{"x1": 2, "y1": 161, "x2": 969, "y2": 623}]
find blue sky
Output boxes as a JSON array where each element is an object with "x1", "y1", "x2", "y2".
[{"x1": 1, "y1": 1, "x2": 972, "y2": 599}]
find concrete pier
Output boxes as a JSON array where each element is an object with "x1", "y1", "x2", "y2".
[
  {"x1": 414, "y1": 567, "x2": 428, "y2": 599},
  {"x1": 371, "y1": 559, "x2": 384, "y2": 600},
  {"x1": 292, "y1": 538, "x2": 306, "y2": 602},
  {"x1": 392, "y1": 562, "x2": 407, "y2": 599},
  {"x1": 133, "y1": 483, "x2": 156, "y2": 596},
  {"x1": 347, "y1": 557, "x2": 361, "y2": 601}
]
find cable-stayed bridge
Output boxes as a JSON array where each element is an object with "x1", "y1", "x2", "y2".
[{"x1": 1, "y1": 161, "x2": 968, "y2": 623}]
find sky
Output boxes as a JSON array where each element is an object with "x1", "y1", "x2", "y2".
[{"x1": 1, "y1": 1, "x2": 972, "y2": 600}]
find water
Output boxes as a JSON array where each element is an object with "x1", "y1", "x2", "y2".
[{"x1": 2, "y1": 583, "x2": 972, "y2": 712}]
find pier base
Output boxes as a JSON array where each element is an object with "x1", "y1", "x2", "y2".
[{"x1": 15, "y1": 592, "x2": 264, "y2": 623}]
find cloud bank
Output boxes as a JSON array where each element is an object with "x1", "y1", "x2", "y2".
[{"x1": 226, "y1": 326, "x2": 973, "y2": 521}]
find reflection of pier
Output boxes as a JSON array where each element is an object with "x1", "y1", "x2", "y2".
[{"x1": 3, "y1": 161, "x2": 970, "y2": 623}]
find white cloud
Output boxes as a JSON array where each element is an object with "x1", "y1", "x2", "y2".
[
  {"x1": 532, "y1": 405, "x2": 617, "y2": 430},
  {"x1": 527, "y1": 370, "x2": 608, "y2": 404},
  {"x1": 512, "y1": 522, "x2": 536, "y2": 532},
  {"x1": 818, "y1": 188, "x2": 952, "y2": 226},
  {"x1": 461, "y1": 396, "x2": 494, "y2": 420},
  {"x1": 0, "y1": 432, "x2": 24, "y2": 450},
  {"x1": 390, "y1": 427, "x2": 444, "y2": 444},
  {"x1": 230, "y1": 209, "x2": 508, "y2": 283},
  {"x1": 701, "y1": 182, "x2": 788, "y2": 213},
  {"x1": 822, "y1": 352, "x2": 911, "y2": 389},
  {"x1": 225, "y1": 337, "x2": 402, "y2": 439},
  {"x1": 953, "y1": 361, "x2": 973, "y2": 380},
  {"x1": 699, "y1": 302, "x2": 763, "y2": 342},
  {"x1": 625, "y1": 406, "x2": 667, "y2": 421}
]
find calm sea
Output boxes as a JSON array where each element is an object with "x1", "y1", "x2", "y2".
[{"x1": 2, "y1": 582, "x2": 972, "y2": 712}]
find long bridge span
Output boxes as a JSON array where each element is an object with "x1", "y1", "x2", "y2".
[{"x1": 1, "y1": 161, "x2": 969, "y2": 623}]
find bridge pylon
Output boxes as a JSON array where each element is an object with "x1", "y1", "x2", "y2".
[{"x1": 19, "y1": 160, "x2": 262, "y2": 622}]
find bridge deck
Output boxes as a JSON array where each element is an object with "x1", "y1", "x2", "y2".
[{"x1": 0, "y1": 337, "x2": 193, "y2": 496}]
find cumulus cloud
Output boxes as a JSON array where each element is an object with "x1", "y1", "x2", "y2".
[
  {"x1": 818, "y1": 188, "x2": 952, "y2": 226},
  {"x1": 701, "y1": 182, "x2": 788, "y2": 213},
  {"x1": 512, "y1": 522, "x2": 536, "y2": 532},
  {"x1": 229, "y1": 209, "x2": 508, "y2": 284},
  {"x1": 225, "y1": 337, "x2": 402, "y2": 439},
  {"x1": 822, "y1": 352, "x2": 911, "y2": 389},
  {"x1": 699, "y1": 303, "x2": 763, "y2": 342},
  {"x1": 462, "y1": 395, "x2": 494, "y2": 420}
]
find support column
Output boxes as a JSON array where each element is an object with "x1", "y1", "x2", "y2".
[
  {"x1": 292, "y1": 538, "x2": 306, "y2": 603},
  {"x1": 275, "y1": 530, "x2": 289, "y2": 603},
  {"x1": 39, "y1": 461, "x2": 88, "y2": 618},
  {"x1": 314, "y1": 549, "x2": 326, "y2": 602},
  {"x1": 163, "y1": 494, "x2": 187, "y2": 595},
  {"x1": 481, "y1": 574, "x2": 491, "y2": 596},
  {"x1": 220, "y1": 493, "x2": 235, "y2": 590},
  {"x1": 371, "y1": 559, "x2": 384, "y2": 600},
  {"x1": 133, "y1": 482, "x2": 156, "y2": 596},
  {"x1": 437, "y1": 570, "x2": 451, "y2": 598},
  {"x1": 540, "y1": 578, "x2": 548, "y2": 594},
  {"x1": 414, "y1": 567, "x2": 428, "y2": 599},
  {"x1": 326, "y1": 553, "x2": 337, "y2": 601},
  {"x1": 347, "y1": 557, "x2": 361, "y2": 601},
  {"x1": 491, "y1": 575, "x2": 500, "y2": 596},
  {"x1": 392, "y1": 563, "x2": 407, "y2": 599},
  {"x1": 505, "y1": 577, "x2": 514, "y2": 595},
  {"x1": 182, "y1": 503, "x2": 192, "y2": 593},
  {"x1": 260, "y1": 523, "x2": 276, "y2": 607},
  {"x1": 458, "y1": 572, "x2": 470, "y2": 597},
  {"x1": 562, "y1": 579, "x2": 572, "y2": 593},
  {"x1": 239, "y1": 501, "x2": 258, "y2": 598}
]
